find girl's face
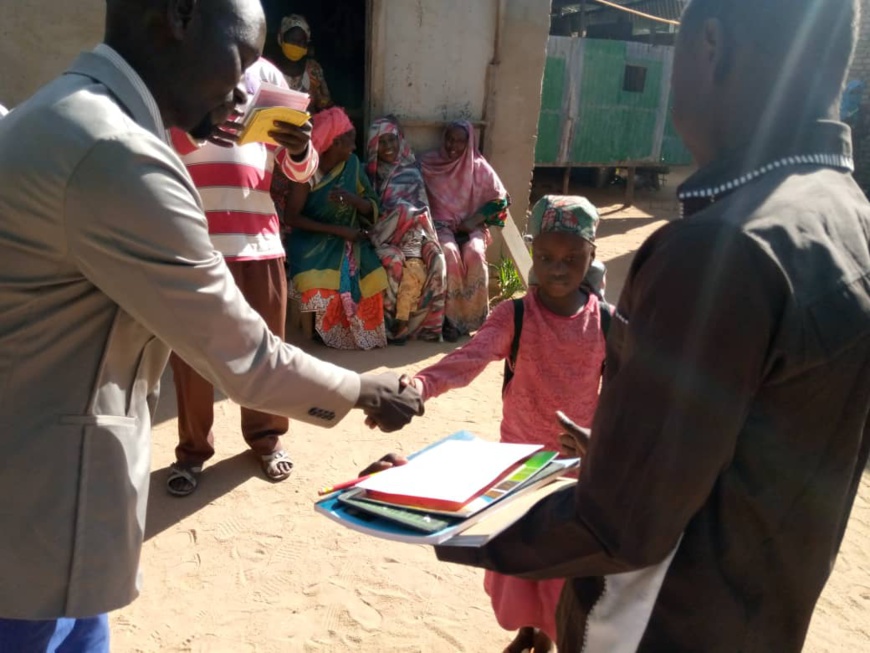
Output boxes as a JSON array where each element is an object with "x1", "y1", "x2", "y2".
[
  {"x1": 378, "y1": 133, "x2": 400, "y2": 164},
  {"x1": 444, "y1": 126, "x2": 469, "y2": 161},
  {"x1": 532, "y1": 232, "x2": 595, "y2": 299}
]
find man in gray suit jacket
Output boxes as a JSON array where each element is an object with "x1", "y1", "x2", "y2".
[{"x1": 0, "y1": 0, "x2": 423, "y2": 649}]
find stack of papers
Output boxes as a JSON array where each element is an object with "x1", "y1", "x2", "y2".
[
  {"x1": 238, "y1": 82, "x2": 311, "y2": 147},
  {"x1": 356, "y1": 439, "x2": 542, "y2": 511},
  {"x1": 315, "y1": 432, "x2": 579, "y2": 546}
]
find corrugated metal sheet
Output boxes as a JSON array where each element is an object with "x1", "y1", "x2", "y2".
[
  {"x1": 555, "y1": 0, "x2": 687, "y2": 24},
  {"x1": 535, "y1": 36, "x2": 692, "y2": 166}
]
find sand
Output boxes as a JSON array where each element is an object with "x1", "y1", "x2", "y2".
[{"x1": 110, "y1": 175, "x2": 870, "y2": 652}]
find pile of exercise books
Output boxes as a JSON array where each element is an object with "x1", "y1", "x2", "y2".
[
  {"x1": 237, "y1": 82, "x2": 311, "y2": 147},
  {"x1": 315, "y1": 431, "x2": 578, "y2": 547}
]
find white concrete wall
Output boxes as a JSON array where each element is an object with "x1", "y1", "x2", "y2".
[
  {"x1": 370, "y1": 0, "x2": 551, "y2": 231},
  {"x1": 369, "y1": 0, "x2": 498, "y2": 154},
  {"x1": 0, "y1": 0, "x2": 104, "y2": 108}
]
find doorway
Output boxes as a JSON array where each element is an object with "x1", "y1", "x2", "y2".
[{"x1": 261, "y1": 0, "x2": 369, "y2": 149}]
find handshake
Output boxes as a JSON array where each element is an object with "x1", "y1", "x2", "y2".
[{"x1": 354, "y1": 372, "x2": 425, "y2": 432}]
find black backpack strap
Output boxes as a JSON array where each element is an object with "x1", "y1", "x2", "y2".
[
  {"x1": 502, "y1": 298, "x2": 525, "y2": 394},
  {"x1": 599, "y1": 300, "x2": 613, "y2": 337}
]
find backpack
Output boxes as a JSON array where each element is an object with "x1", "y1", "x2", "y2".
[{"x1": 502, "y1": 296, "x2": 612, "y2": 395}]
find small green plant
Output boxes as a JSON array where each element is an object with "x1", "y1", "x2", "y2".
[{"x1": 489, "y1": 256, "x2": 525, "y2": 306}]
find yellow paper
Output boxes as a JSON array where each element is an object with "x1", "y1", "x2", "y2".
[{"x1": 238, "y1": 107, "x2": 311, "y2": 146}]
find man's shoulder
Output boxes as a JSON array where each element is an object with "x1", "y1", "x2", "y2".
[
  {"x1": 703, "y1": 168, "x2": 869, "y2": 240},
  {"x1": 1, "y1": 72, "x2": 163, "y2": 164},
  {"x1": 682, "y1": 168, "x2": 870, "y2": 307}
]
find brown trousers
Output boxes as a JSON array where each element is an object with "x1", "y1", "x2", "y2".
[{"x1": 172, "y1": 257, "x2": 289, "y2": 466}]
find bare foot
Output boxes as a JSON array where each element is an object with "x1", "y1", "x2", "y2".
[{"x1": 503, "y1": 627, "x2": 536, "y2": 653}]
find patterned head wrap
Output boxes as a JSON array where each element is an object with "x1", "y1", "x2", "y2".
[
  {"x1": 366, "y1": 117, "x2": 415, "y2": 180},
  {"x1": 279, "y1": 14, "x2": 311, "y2": 44},
  {"x1": 528, "y1": 195, "x2": 598, "y2": 244},
  {"x1": 311, "y1": 107, "x2": 354, "y2": 154}
]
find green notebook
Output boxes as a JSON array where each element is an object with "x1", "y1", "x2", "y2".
[{"x1": 338, "y1": 495, "x2": 461, "y2": 534}]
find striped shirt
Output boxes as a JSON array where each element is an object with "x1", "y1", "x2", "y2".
[{"x1": 170, "y1": 58, "x2": 318, "y2": 262}]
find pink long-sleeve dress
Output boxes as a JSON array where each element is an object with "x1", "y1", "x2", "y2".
[{"x1": 415, "y1": 288, "x2": 606, "y2": 640}]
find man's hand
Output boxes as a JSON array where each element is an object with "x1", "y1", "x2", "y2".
[
  {"x1": 269, "y1": 120, "x2": 312, "y2": 158},
  {"x1": 556, "y1": 410, "x2": 591, "y2": 458},
  {"x1": 356, "y1": 373, "x2": 424, "y2": 432},
  {"x1": 358, "y1": 453, "x2": 409, "y2": 477},
  {"x1": 206, "y1": 113, "x2": 244, "y2": 148}
]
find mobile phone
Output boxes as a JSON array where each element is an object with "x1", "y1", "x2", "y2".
[{"x1": 556, "y1": 410, "x2": 589, "y2": 437}]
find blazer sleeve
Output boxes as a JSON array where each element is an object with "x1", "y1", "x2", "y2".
[{"x1": 63, "y1": 133, "x2": 360, "y2": 426}]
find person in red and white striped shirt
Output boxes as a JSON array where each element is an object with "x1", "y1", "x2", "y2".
[{"x1": 167, "y1": 57, "x2": 317, "y2": 497}]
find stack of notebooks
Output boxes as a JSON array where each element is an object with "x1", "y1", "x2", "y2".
[
  {"x1": 237, "y1": 82, "x2": 311, "y2": 147},
  {"x1": 315, "y1": 431, "x2": 578, "y2": 547}
]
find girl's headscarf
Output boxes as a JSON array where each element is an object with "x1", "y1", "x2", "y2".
[
  {"x1": 419, "y1": 121, "x2": 507, "y2": 228},
  {"x1": 528, "y1": 195, "x2": 599, "y2": 244},
  {"x1": 311, "y1": 107, "x2": 354, "y2": 154},
  {"x1": 279, "y1": 14, "x2": 311, "y2": 44},
  {"x1": 366, "y1": 117, "x2": 416, "y2": 194}
]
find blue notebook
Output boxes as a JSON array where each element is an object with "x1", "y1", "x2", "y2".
[{"x1": 314, "y1": 431, "x2": 578, "y2": 545}]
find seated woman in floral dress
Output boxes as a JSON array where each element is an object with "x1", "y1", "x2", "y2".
[
  {"x1": 366, "y1": 116, "x2": 446, "y2": 343},
  {"x1": 271, "y1": 107, "x2": 388, "y2": 350}
]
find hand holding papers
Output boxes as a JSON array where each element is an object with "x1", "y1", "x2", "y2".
[
  {"x1": 315, "y1": 432, "x2": 579, "y2": 546},
  {"x1": 237, "y1": 82, "x2": 311, "y2": 147}
]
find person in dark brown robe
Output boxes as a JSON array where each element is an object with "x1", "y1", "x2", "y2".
[{"x1": 431, "y1": 1, "x2": 870, "y2": 651}]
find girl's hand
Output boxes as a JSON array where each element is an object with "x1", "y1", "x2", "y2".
[
  {"x1": 556, "y1": 410, "x2": 591, "y2": 458},
  {"x1": 399, "y1": 374, "x2": 425, "y2": 397}
]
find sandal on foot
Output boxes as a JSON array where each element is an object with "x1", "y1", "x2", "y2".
[
  {"x1": 167, "y1": 463, "x2": 202, "y2": 497},
  {"x1": 261, "y1": 450, "x2": 294, "y2": 482}
]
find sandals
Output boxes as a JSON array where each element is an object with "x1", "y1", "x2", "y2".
[
  {"x1": 261, "y1": 449, "x2": 294, "y2": 482},
  {"x1": 167, "y1": 450, "x2": 293, "y2": 496},
  {"x1": 166, "y1": 463, "x2": 202, "y2": 497}
]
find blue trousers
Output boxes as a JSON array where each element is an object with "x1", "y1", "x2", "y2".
[{"x1": 0, "y1": 614, "x2": 109, "y2": 653}]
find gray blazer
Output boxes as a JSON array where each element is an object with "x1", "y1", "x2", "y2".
[{"x1": 0, "y1": 50, "x2": 360, "y2": 619}]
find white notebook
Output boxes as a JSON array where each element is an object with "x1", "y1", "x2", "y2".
[{"x1": 356, "y1": 439, "x2": 541, "y2": 507}]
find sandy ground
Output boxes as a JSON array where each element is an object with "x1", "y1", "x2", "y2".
[{"x1": 111, "y1": 173, "x2": 869, "y2": 652}]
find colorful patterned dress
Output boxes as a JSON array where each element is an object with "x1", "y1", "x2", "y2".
[
  {"x1": 366, "y1": 118, "x2": 446, "y2": 341},
  {"x1": 273, "y1": 154, "x2": 388, "y2": 350}
]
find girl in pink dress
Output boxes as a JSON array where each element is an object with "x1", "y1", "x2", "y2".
[{"x1": 411, "y1": 195, "x2": 606, "y2": 653}]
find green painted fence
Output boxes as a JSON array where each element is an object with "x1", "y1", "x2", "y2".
[{"x1": 536, "y1": 37, "x2": 692, "y2": 167}]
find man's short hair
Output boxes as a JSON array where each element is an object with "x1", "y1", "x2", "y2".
[{"x1": 681, "y1": 0, "x2": 859, "y2": 105}]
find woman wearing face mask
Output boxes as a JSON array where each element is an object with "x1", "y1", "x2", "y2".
[{"x1": 276, "y1": 14, "x2": 333, "y2": 113}]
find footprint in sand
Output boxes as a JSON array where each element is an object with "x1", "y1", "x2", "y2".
[{"x1": 212, "y1": 517, "x2": 246, "y2": 543}]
